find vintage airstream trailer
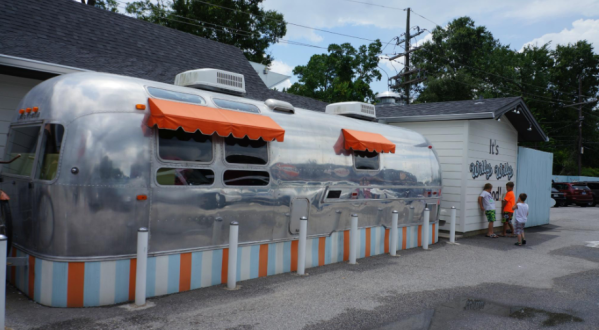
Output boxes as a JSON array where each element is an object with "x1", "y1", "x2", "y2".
[{"x1": 1, "y1": 70, "x2": 441, "y2": 307}]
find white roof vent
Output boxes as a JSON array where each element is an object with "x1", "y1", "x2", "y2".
[
  {"x1": 175, "y1": 69, "x2": 246, "y2": 95},
  {"x1": 325, "y1": 102, "x2": 376, "y2": 120}
]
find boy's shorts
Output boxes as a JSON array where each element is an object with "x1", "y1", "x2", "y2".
[
  {"x1": 515, "y1": 221, "x2": 525, "y2": 235},
  {"x1": 502, "y1": 212, "x2": 513, "y2": 224},
  {"x1": 485, "y1": 210, "x2": 496, "y2": 222}
]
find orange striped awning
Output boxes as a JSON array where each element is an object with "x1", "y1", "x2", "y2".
[
  {"x1": 147, "y1": 98, "x2": 285, "y2": 142},
  {"x1": 342, "y1": 129, "x2": 396, "y2": 153}
]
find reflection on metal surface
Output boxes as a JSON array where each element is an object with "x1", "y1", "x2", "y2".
[{"x1": 1, "y1": 72, "x2": 442, "y2": 260}]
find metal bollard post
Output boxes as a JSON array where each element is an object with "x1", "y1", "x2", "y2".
[
  {"x1": 227, "y1": 222, "x2": 239, "y2": 289},
  {"x1": 390, "y1": 210, "x2": 398, "y2": 256},
  {"x1": 422, "y1": 208, "x2": 430, "y2": 250},
  {"x1": 450, "y1": 207, "x2": 457, "y2": 244},
  {"x1": 349, "y1": 214, "x2": 358, "y2": 264},
  {"x1": 135, "y1": 228, "x2": 148, "y2": 306},
  {"x1": 0, "y1": 235, "x2": 6, "y2": 329},
  {"x1": 297, "y1": 216, "x2": 308, "y2": 275}
]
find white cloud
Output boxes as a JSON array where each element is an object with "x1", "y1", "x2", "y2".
[
  {"x1": 504, "y1": 0, "x2": 599, "y2": 20},
  {"x1": 269, "y1": 60, "x2": 294, "y2": 76},
  {"x1": 272, "y1": 79, "x2": 292, "y2": 90},
  {"x1": 522, "y1": 19, "x2": 599, "y2": 50}
]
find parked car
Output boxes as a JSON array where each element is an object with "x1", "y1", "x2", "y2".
[
  {"x1": 551, "y1": 187, "x2": 567, "y2": 207},
  {"x1": 574, "y1": 182, "x2": 599, "y2": 206},
  {"x1": 552, "y1": 182, "x2": 594, "y2": 207}
]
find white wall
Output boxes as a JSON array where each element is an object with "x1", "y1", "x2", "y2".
[
  {"x1": 0, "y1": 74, "x2": 42, "y2": 156},
  {"x1": 391, "y1": 121, "x2": 469, "y2": 232},
  {"x1": 391, "y1": 118, "x2": 519, "y2": 233},
  {"x1": 463, "y1": 119, "x2": 518, "y2": 232}
]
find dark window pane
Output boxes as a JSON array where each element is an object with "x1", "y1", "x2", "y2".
[
  {"x1": 36, "y1": 124, "x2": 65, "y2": 180},
  {"x1": 327, "y1": 190, "x2": 342, "y2": 199},
  {"x1": 224, "y1": 170, "x2": 269, "y2": 186},
  {"x1": 224, "y1": 136, "x2": 268, "y2": 165},
  {"x1": 147, "y1": 87, "x2": 205, "y2": 105},
  {"x1": 159, "y1": 129, "x2": 213, "y2": 162},
  {"x1": 3, "y1": 126, "x2": 40, "y2": 176},
  {"x1": 214, "y1": 99, "x2": 260, "y2": 113},
  {"x1": 354, "y1": 150, "x2": 379, "y2": 170},
  {"x1": 157, "y1": 168, "x2": 214, "y2": 186}
]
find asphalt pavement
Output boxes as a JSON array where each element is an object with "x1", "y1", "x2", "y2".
[{"x1": 5, "y1": 206, "x2": 599, "y2": 330}]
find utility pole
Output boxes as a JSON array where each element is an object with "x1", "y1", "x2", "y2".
[
  {"x1": 404, "y1": 8, "x2": 411, "y2": 103},
  {"x1": 388, "y1": 8, "x2": 426, "y2": 105},
  {"x1": 578, "y1": 77, "x2": 583, "y2": 176}
]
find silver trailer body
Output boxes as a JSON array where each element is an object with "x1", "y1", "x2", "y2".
[{"x1": 0, "y1": 72, "x2": 441, "y2": 261}]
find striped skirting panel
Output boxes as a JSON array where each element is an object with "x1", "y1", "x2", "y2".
[{"x1": 8, "y1": 223, "x2": 438, "y2": 307}]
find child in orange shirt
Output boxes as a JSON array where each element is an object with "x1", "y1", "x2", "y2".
[{"x1": 501, "y1": 182, "x2": 516, "y2": 237}]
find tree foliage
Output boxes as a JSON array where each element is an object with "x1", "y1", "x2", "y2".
[
  {"x1": 124, "y1": 0, "x2": 286, "y2": 65},
  {"x1": 286, "y1": 41, "x2": 383, "y2": 103},
  {"x1": 410, "y1": 17, "x2": 599, "y2": 175}
]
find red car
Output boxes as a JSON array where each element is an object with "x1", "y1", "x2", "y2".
[{"x1": 553, "y1": 182, "x2": 594, "y2": 207}]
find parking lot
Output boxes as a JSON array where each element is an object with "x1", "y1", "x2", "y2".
[{"x1": 5, "y1": 206, "x2": 599, "y2": 330}]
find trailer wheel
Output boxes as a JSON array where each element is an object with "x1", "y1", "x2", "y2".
[{"x1": 0, "y1": 200, "x2": 13, "y2": 256}]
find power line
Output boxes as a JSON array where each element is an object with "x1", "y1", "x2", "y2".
[
  {"x1": 113, "y1": 2, "x2": 329, "y2": 50},
  {"x1": 409, "y1": 9, "x2": 444, "y2": 30},
  {"x1": 186, "y1": 0, "x2": 381, "y2": 42},
  {"x1": 335, "y1": 0, "x2": 403, "y2": 11}
]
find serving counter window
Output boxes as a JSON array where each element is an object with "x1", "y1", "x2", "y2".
[
  {"x1": 158, "y1": 129, "x2": 213, "y2": 162},
  {"x1": 36, "y1": 124, "x2": 65, "y2": 181},
  {"x1": 3, "y1": 125, "x2": 40, "y2": 177},
  {"x1": 156, "y1": 168, "x2": 214, "y2": 186},
  {"x1": 354, "y1": 150, "x2": 379, "y2": 170},
  {"x1": 224, "y1": 136, "x2": 268, "y2": 165}
]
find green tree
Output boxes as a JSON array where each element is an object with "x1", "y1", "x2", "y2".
[
  {"x1": 95, "y1": 0, "x2": 119, "y2": 12},
  {"x1": 125, "y1": 0, "x2": 286, "y2": 65},
  {"x1": 286, "y1": 41, "x2": 383, "y2": 103}
]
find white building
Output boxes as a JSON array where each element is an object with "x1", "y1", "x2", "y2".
[{"x1": 377, "y1": 95, "x2": 550, "y2": 234}]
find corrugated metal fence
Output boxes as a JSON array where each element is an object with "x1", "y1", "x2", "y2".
[{"x1": 516, "y1": 147, "x2": 553, "y2": 227}]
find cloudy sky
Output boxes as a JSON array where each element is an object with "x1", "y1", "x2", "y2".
[{"x1": 259, "y1": 0, "x2": 599, "y2": 94}]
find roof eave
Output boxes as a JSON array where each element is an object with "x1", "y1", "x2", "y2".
[
  {"x1": 494, "y1": 97, "x2": 549, "y2": 142},
  {"x1": 0, "y1": 53, "x2": 88, "y2": 75},
  {"x1": 378, "y1": 112, "x2": 495, "y2": 124}
]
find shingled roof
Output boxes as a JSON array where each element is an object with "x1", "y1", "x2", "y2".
[
  {"x1": 0, "y1": 0, "x2": 328, "y2": 111},
  {"x1": 376, "y1": 97, "x2": 549, "y2": 142}
]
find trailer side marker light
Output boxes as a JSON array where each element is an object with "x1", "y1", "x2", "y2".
[
  {"x1": 137, "y1": 195, "x2": 148, "y2": 201},
  {"x1": 33, "y1": 107, "x2": 39, "y2": 113},
  {"x1": 136, "y1": 104, "x2": 146, "y2": 110},
  {"x1": 19, "y1": 109, "x2": 25, "y2": 114},
  {"x1": 428, "y1": 145, "x2": 432, "y2": 149},
  {"x1": 26, "y1": 108, "x2": 32, "y2": 113}
]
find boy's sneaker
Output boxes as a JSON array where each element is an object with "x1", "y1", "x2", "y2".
[{"x1": 522, "y1": 240, "x2": 526, "y2": 245}]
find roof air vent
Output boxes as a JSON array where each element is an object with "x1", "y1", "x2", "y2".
[
  {"x1": 265, "y1": 99, "x2": 295, "y2": 113},
  {"x1": 175, "y1": 69, "x2": 245, "y2": 95},
  {"x1": 325, "y1": 102, "x2": 376, "y2": 121}
]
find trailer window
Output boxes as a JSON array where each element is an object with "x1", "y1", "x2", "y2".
[
  {"x1": 3, "y1": 126, "x2": 40, "y2": 176},
  {"x1": 156, "y1": 168, "x2": 214, "y2": 186},
  {"x1": 354, "y1": 151, "x2": 379, "y2": 170},
  {"x1": 224, "y1": 170, "x2": 269, "y2": 186},
  {"x1": 147, "y1": 87, "x2": 205, "y2": 105},
  {"x1": 36, "y1": 124, "x2": 65, "y2": 180},
  {"x1": 158, "y1": 129, "x2": 213, "y2": 162},
  {"x1": 224, "y1": 136, "x2": 268, "y2": 165},
  {"x1": 213, "y1": 99, "x2": 260, "y2": 113}
]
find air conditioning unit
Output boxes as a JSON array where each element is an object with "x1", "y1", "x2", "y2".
[
  {"x1": 174, "y1": 69, "x2": 246, "y2": 95},
  {"x1": 325, "y1": 102, "x2": 376, "y2": 120}
]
